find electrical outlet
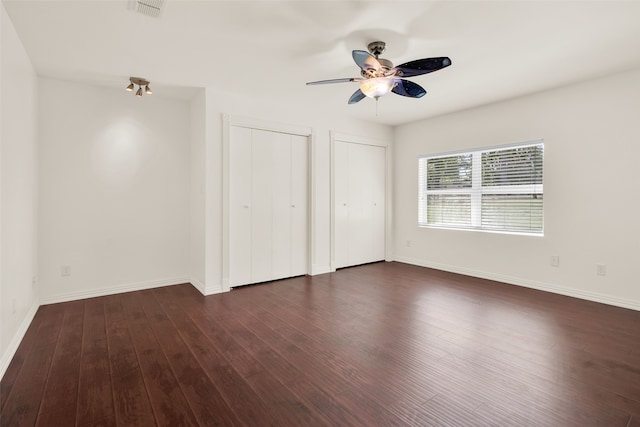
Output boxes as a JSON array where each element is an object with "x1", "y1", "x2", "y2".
[
  {"x1": 550, "y1": 255, "x2": 560, "y2": 267},
  {"x1": 597, "y1": 264, "x2": 607, "y2": 276},
  {"x1": 61, "y1": 265, "x2": 71, "y2": 277}
]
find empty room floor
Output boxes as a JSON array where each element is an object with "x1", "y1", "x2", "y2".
[{"x1": 2, "y1": 262, "x2": 640, "y2": 426}]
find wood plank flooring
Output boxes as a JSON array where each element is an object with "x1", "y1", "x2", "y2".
[{"x1": 2, "y1": 261, "x2": 640, "y2": 426}]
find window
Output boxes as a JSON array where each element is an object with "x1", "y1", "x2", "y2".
[{"x1": 418, "y1": 141, "x2": 543, "y2": 234}]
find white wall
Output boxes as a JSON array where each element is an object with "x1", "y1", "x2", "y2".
[
  {"x1": 394, "y1": 68, "x2": 640, "y2": 310},
  {"x1": 0, "y1": 4, "x2": 39, "y2": 376},
  {"x1": 38, "y1": 78, "x2": 191, "y2": 303},
  {"x1": 200, "y1": 89, "x2": 394, "y2": 294}
]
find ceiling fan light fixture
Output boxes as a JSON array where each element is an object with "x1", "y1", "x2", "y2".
[
  {"x1": 145, "y1": 85, "x2": 152, "y2": 95},
  {"x1": 360, "y1": 77, "x2": 396, "y2": 98},
  {"x1": 126, "y1": 82, "x2": 134, "y2": 91},
  {"x1": 135, "y1": 87, "x2": 143, "y2": 97},
  {"x1": 305, "y1": 41, "x2": 451, "y2": 105}
]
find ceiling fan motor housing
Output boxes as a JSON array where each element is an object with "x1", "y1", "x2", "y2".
[
  {"x1": 361, "y1": 57, "x2": 394, "y2": 78},
  {"x1": 367, "y1": 41, "x2": 387, "y2": 57}
]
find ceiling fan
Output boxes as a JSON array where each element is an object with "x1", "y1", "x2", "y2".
[{"x1": 306, "y1": 41, "x2": 451, "y2": 104}]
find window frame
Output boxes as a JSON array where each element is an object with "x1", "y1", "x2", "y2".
[{"x1": 418, "y1": 140, "x2": 544, "y2": 235}]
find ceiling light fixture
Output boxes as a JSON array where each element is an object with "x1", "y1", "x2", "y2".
[
  {"x1": 360, "y1": 77, "x2": 397, "y2": 99},
  {"x1": 126, "y1": 77, "x2": 152, "y2": 98}
]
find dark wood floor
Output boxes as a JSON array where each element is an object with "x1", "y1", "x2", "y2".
[{"x1": 2, "y1": 262, "x2": 640, "y2": 426}]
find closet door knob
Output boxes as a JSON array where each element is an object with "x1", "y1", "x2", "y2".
[
  {"x1": 243, "y1": 205, "x2": 250, "y2": 209},
  {"x1": 291, "y1": 204, "x2": 296, "y2": 208}
]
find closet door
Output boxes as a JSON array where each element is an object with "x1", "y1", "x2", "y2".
[
  {"x1": 251, "y1": 129, "x2": 276, "y2": 284},
  {"x1": 291, "y1": 135, "x2": 308, "y2": 276},
  {"x1": 229, "y1": 126, "x2": 252, "y2": 286},
  {"x1": 271, "y1": 132, "x2": 293, "y2": 280},
  {"x1": 334, "y1": 141, "x2": 350, "y2": 269},
  {"x1": 334, "y1": 141, "x2": 386, "y2": 269},
  {"x1": 359, "y1": 143, "x2": 385, "y2": 264},
  {"x1": 229, "y1": 127, "x2": 309, "y2": 287}
]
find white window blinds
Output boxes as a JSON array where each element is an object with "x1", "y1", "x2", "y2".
[{"x1": 418, "y1": 142, "x2": 544, "y2": 234}]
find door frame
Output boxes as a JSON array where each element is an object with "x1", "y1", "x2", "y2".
[
  {"x1": 222, "y1": 114, "x2": 314, "y2": 292},
  {"x1": 330, "y1": 132, "x2": 393, "y2": 272}
]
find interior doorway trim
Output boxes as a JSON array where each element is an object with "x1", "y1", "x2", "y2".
[
  {"x1": 222, "y1": 114, "x2": 315, "y2": 292},
  {"x1": 329, "y1": 131, "x2": 394, "y2": 272}
]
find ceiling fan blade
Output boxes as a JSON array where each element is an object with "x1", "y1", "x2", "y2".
[
  {"x1": 306, "y1": 78, "x2": 360, "y2": 85},
  {"x1": 352, "y1": 50, "x2": 382, "y2": 73},
  {"x1": 390, "y1": 57, "x2": 452, "y2": 77},
  {"x1": 392, "y1": 79, "x2": 426, "y2": 98},
  {"x1": 348, "y1": 89, "x2": 366, "y2": 104}
]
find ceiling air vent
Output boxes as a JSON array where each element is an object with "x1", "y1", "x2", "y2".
[{"x1": 136, "y1": 0, "x2": 164, "y2": 18}]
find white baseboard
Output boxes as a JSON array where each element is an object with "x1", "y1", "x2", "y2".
[
  {"x1": 190, "y1": 277, "x2": 206, "y2": 295},
  {"x1": 1, "y1": 301, "x2": 39, "y2": 380},
  {"x1": 394, "y1": 256, "x2": 640, "y2": 312},
  {"x1": 204, "y1": 286, "x2": 225, "y2": 296},
  {"x1": 311, "y1": 265, "x2": 332, "y2": 275},
  {"x1": 191, "y1": 278, "x2": 225, "y2": 296},
  {"x1": 40, "y1": 276, "x2": 190, "y2": 305}
]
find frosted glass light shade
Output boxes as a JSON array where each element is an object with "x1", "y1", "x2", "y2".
[{"x1": 360, "y1": 77, "x2": 395, "y2": 98}]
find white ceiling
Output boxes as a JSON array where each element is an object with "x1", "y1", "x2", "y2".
[{"x1": 4, "y1": 0, "x2": 640, "y2": 126}]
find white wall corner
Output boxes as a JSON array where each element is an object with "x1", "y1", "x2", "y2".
[
  {"x1": 191, "y1": 277, "x2": 225, "y2": 296},
  {"x1": 190, "y1": 277, "x2": 206, "y2": 295},
  {"x1": 0, "y1": 301, "x2": 39, "y2": 380},
  {"x1": 205, "y1": 274, "x2": 225, "y2": 296}
]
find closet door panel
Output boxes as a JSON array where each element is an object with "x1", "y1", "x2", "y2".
[
  {"x1": 271, "y1": 133, "x2": 293, "y2": 280},
  {"x1": 229, "y1": 126, "x2": 253, "y2": 286},
  {"x1": 334, "y1": 141, "x2": 350, "y2": 269},
  {"x1": 366, "y1": 145, "x2": 386, "y2": 262},
  {"x1": 346, "y1": 142, "x2": 372, "y2": 266},
  {"x1": 250, "y1": 129, "x2": 275, "y2": 283},
  {"x1": 370, "y1": 147, "x2": 386, "y2": 260},
  {"x1": 291, "y1": 135, "x2": 308, "y2": 276},
  {"x1": 334, "y1": 141, "x2": 386, "y2": 269}
]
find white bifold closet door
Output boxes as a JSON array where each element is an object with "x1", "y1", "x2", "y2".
[
  {"x1": 334, "y1": 141, "x2": 385, "y2": 269},
  {"x1": 229, "y1": 126, "x2": 308, "y2": 287}
]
